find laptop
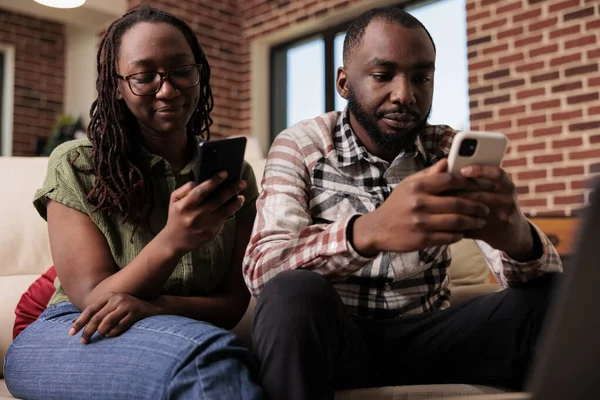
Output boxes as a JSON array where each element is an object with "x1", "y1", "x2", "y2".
[{"x1": 442, "y1": 180, "x2": 600, "y2": 400}]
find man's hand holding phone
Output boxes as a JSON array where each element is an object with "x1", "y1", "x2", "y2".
[{"x1": 446, "y1": 131, "x2": 537, "y2": 260}]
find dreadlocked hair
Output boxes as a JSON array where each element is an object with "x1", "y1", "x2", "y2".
[{"x1": 85, "y1": 5, "x2": 214, "y2": 226}]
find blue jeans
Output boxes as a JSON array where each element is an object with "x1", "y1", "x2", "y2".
[{"x1": 4, "y1": 302, "x2": 263, "y2": 400}]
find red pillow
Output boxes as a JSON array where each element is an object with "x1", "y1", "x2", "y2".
[{"x1": 13, "y1": 266, "x2": 57, "y2": 339}]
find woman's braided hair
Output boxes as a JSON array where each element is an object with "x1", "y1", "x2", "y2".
[{"x1": 86, "y1": 5, "x2": 213, "y2": 224}]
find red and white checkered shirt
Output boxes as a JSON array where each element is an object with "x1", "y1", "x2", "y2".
[{"x1": 243, "y1": 109, "x2": 563, "y2": 317}]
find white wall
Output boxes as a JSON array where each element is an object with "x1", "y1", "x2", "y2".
[{"x1": 64, "y1": 25, "x2": 99, "y2": 124}]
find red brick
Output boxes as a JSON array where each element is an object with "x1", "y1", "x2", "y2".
[
  {"x1": 549, "y1": 25, "x2": 581, "y2": 39},
  {"x1": 499, "y1": 105, "x2": 527, "y2": 116},
  {"x1": 471, "y1": 111, "x2": 494, "y2": 120},
  {"x1": 552, "y1": 81, "x2": 583, "y2": 93},
  {"x1": 552, "y1": 138, "x2": 583, "y2": 149},
  {"x1": 554, "y1": 194, "x2": 585, "y2": 205},
  {"x1": 571, "y1": 180, "x2": 591, "y2": 190},
  {"x1": 517, "y1": 88, "x2": 546, "y2": 100},
  {"x1": 469, "y1": 85, "x2": 494, "y2": 95},
  {"x1": 518, "y1": 169, "x2": 547, "y2": 179},
  {"x1": 535, "y1": 183, "x2": 566, "y2": 192},
  {"x1": 568, "y1": 93, "x2": 600, "y2": 105},
  {"x1": 563, "y1": 7, "x2": 595, "y2": 22},
  {"x1": 483, "y1": 18, "x2": 508, "y2": 30},
  {"x1": 484, "y1": 120, "x2": 512, "y2": 131},
  {"x1": 533, "y1": 126, "x2": 563, "y2": 137},
  {"x1": 498, "y1": 53, "x2": 525, "y2": 65},
  {"x1": 518, "y1": 115, "x2": 547, "y2": 126},
  {"x1": 550, "y1": 53, "x2": 582, "y2": 67},
  {"x1": 553, "y1": 166, "x2": 585, "y2": 177},
  {"x1": 520, "y1": 199, "x2": 547, "y2": 207},
  {"x1": 482, "y1": 43, "x2": 509, "y2": 55},
  {"x1": 549, "y1": 0, "x2": 583, "y2": 12},
  {"x1": 570, "y1": 121, "x2": 600, "y2": 132},
  {"x1": 565, "y1": 63, "x2": 599, "y2": 77},
  {"x1": 589, "y1": 106, "x2": 600, "y2": 116},
  {"x1": 518, "y1": 143, "x2": 546, "y2": 152},
  {"x1": 497, "y1": 1, "x2": 522, "y2": 15},
  {"x1": 497, "y1": 26, "x2": 524, "y2": 39},
  {"x1": 516, "y1": 61, "x2": 545, "y2": 72},
  {"x1": 468, "y1": 35, "x2": 492, "y2": 46},
  {"x1": 499, "y1": 79, "x2": 525, "y2": 89},
  {"x1": 529, "y1": 17, "x2": 558, "y2": 32},
  {"x1": 484, "y1": 94, "x2": 511, "y2": 105},
  {"x1": 503, "y1": 157, "x2": 528, "y2": 167},
  {"x1": 587, "y1": 19, "x2": 600, "y2": 30},
  {"x1": 529, "y1": 44, "x2": 559, "y2": 58},
  {"x1": 531, "y1": 99, "x2": 562, "y2": 111},
  {"x1": 589, "y1": 48, "x2": 600, "y2": 60},
  {"x1": 531, "y1": 71, "x2": 559, "y2": 83},
  {"x1": 513, "y1": 8, "x2": 542, "y2": 23},
  {"x1": 570, "y1": 149, "x2": 600, "y2": 160},
  {"x1": 468, "y1": 10, "x2": 491, "y2": 23},
  {"x1": 469, "y1": 59, "x2": 494, "y2": 71},
  {"x1": 507, "y1": 131, "x2": 528, "y2": 141},
  {"x1": 483, "y1": 69, "x2": 510, "y2": 80},
  {"x1": 590, "y1": 77, "x2": 600, "y2": 87},
  {"x1": 552, "y1": 110, "x2": 583, "y2": 121},
  {"x1": 565, "y1": 35, "x2": 597, "y2": 50},
  {"x1": 515, "y1": 34, "x2": 543, "y2": 48}
]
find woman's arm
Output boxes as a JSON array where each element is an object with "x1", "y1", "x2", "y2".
[
  {"x1": 49, "y1": 173, "x2": 244, "y2": 311},
  {"x1": 150, "y1": 206, "x2": 255, "y2": 329}
]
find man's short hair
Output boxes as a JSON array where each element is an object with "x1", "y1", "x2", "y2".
[{"x1": 343, "y1": 7, "x2": 436, "y2": 65}]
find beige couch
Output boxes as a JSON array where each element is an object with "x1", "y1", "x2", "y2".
[{"x1": 0, "y1": 137, "x2": 504, "y2": 399}]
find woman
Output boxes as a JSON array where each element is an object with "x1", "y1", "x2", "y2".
[{"x1": 4, "y1": 5, "x2": 262, "y2": 400}]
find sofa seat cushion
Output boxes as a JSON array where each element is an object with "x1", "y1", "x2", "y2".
[
  {"x1": 0, "y1": 275, "x2": 40, "y2": 378},
  {"x1": 334, "y1": 384, "x2": 508, "y2": 399}
]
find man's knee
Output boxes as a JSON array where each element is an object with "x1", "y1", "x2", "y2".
[{"x1": 253, "y1": 270, "x2": 339, "y2": 332}]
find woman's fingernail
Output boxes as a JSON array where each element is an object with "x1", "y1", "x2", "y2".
[
  {"x1": 69, "y1": 328, "x2": 76, "y2": 336},
  {"x1": 461, "y1": 166, "x2": 474, "y2": 176},
  {"x1": 238, "y1": 181, "x2": 246, "y2": 190},
  {"x1": 219, "y1": 171, "x2": 227, "y2": 179}
]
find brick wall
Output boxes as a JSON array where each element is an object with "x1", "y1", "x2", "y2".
[
  {"x1": 467, "y1": 0, "x2": 600, "y2": 216},
  {"x1": 0, "y1": 8, "x2": 65, "y2": 156}
]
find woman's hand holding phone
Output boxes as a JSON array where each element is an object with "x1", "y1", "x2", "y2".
[{"x1": 161, "y1": 171, "x2": 246, "y2": 256}]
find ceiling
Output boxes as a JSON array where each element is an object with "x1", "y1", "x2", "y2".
[{"x1": 1, "y1": 0, "x2": 126, "y2": 29}]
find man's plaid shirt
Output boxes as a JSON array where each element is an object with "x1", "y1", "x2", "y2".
[{"x1": 243, "y1": 109, "x2": 563, "y2": 317}]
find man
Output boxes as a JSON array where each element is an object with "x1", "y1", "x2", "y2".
[{"x1": 243, "y1": 7, "x2": 562, "y2": 400}]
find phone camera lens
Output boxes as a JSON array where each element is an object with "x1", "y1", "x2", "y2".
[{"x1": 459, "y1": 139, "x2": 478, "y2": 157}]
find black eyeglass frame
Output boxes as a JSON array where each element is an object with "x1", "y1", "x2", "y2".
[{"x1": 116, "y1": 63, "x2": 202, "y2": 96}]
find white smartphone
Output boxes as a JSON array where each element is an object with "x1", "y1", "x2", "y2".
[{"x1": 447, "y1": 130, "x2": 508, "y2": 174}]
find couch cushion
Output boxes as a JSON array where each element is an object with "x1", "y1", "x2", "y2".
[
  {"x1": 0, "y1": 157, "x2": 53, "y2": 277},
  {"x1": 0, "y1": 275, "x2": 40, "y2": 378},
  {"x1": 448, "y1": 240, "x2": 489, "y2": 287},
  {"x1": 334, "y1": 384, "x2": 507, "y2": 399}
]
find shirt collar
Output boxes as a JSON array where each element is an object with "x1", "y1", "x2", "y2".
[
  {"x1": 137, "y1": 135, "x2": 200, "y2": 176},
  {"x1": 334, "y1": 107, "x2": 433, "y2": 168}
]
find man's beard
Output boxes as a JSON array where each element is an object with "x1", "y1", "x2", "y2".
[{"x1": 347, "y1": 87, "x2": 430, "y2": 154}]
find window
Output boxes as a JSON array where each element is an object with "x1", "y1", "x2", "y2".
[{"x1": 270, "y1": 0, "x2": 470, "y2": 141}]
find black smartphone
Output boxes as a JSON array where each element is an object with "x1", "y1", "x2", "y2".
[{"x1": 195, "y1": 137, "x2": 247, "y2": 198}]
